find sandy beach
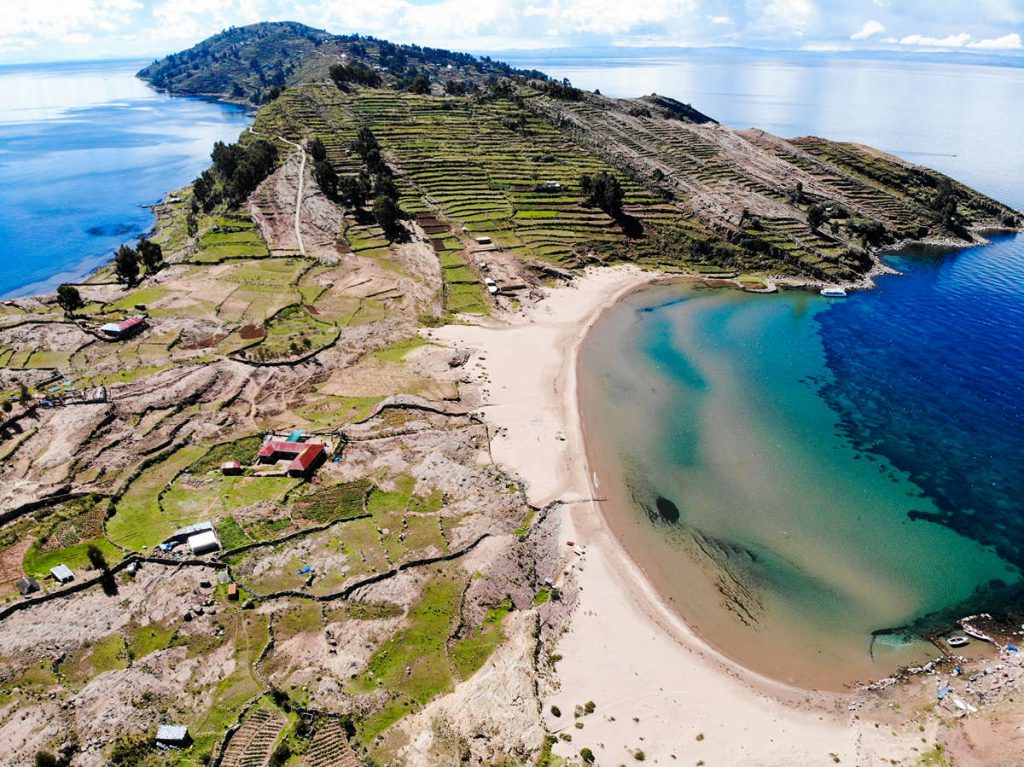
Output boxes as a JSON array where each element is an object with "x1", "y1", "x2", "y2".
[{"x1": 432, "y1": 266, "x2": 928, "y2": 766}]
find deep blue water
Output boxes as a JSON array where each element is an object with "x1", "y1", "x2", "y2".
[
  {"x1": 0, "y1": 59, "x2": 252, "y2": 298},
  {"x1": 818, "y1": 235, "x2": 1024, "y2": 575}
]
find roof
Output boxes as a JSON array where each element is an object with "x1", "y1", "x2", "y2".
[
  {"x1": 51, "y1": 564, "x2": 74, "y2": 581},
  {"x1": 99, "y1": 322, "x2": 122, "y2": 334},
  {"x1": 118, "y1": 316, "x2": 146, "y2": 331},
  {"x1": 258, "y1": 439, "x2": 326, "y2": 472},
  {"x1": 156, "y1": 725, "x2": 189, "y2": 742},
  {"x1": 187, "y1": 531, "x2": 220, "y2": 551},
  {"x1": 173, "y1": 521, "x2": 214, "y2": 538},
  {"x1": 286, "y1": 429, "x2": 304, "y2": 442},
  {"x1": 221, "y1": 460, "x2": 242, "y2": 469}
]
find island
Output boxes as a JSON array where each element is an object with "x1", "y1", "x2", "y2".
[{"x1": 0, "y1": 21, "x2": 1021, "y2": 767}]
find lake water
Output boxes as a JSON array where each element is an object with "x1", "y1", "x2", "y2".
[
  {"x1": 565, "y1": 51, "x2": 1024, "y2": 687},
  {"x1": 0, "y1": 59, "x2": 252, "y2": 299}
]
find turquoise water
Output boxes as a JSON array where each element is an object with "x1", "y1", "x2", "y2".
[
  {"x1": 579, "y1": 239, "x2": 1023, "y2": 686},
  {"x1": 559, "y1": 49, "x2": 1024, "y2": 687},
  {"x1": 0, "y1": 59, "x2": 252, "y2": 299}
]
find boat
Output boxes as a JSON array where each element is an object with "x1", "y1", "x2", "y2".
[
  {"x1": 820, "y1": 287, "x2": 848, "y2": 298},
  {"x1": 947, "y1": 636, "x2": 970, "y2": 648}
]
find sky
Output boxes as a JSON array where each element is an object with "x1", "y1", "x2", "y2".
[{"x1": 0, "y1": 0, "x2": 1022, "y2": 64}]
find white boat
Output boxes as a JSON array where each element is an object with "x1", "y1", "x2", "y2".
[
  {"x1": 947, "y1": 636, "x2": 970, "y2": 648},
  {"x1": 820, "y1": 287, "x2": 848, "y2": 298}
]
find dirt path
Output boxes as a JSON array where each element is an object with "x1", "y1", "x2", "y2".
[
  {"x1": 250, "y1": 128, "x2": 306, "y2": 256},
  {"x1": 275, "y1": 135, "x2": 307, "y2": 256}
]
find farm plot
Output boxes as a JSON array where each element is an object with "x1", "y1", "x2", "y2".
[
  {"x1": 219, "y1": 704, "x2": 288, "y2": 767},
  {"x1": 235, "y1": 304, "x2": 338, "y2": 363}
]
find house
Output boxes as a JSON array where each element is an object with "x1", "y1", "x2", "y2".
[
  {"x1": 474, "y1": 236, "x2": 493, "y2": 246},
  {"x1": 220, "y1": 460, "x2": 243, "y2": 476},
  {"x1": 16, "y1": 576, "x2": 39, "y2": 596},
  {"x1": 99, "y1": 316, "x2": 147, "y2": 340},
  {"x1": 257, "y1": 439, "x2": 327, "y2": 478},
  {"x1": 155, "y1": 725, "x2": 191, "y2": 750},
  {"x1": 227, "y1": 583, "x2": 239, "y2": 601},
  {"x1": 51, "y1": 564, "x2": 74, "y2": 584},
  {"x1": 187, "y1": 531, "x2": 221, "y2": 556},
  {"x1": 536, "y1": 180, "x2": 562, "y2": 192}
]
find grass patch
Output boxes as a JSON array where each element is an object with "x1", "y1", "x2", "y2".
[
  {"x1": 371, "y1": 336, "x2": 429, "y2": 363},
  {"x1": 450, "y1": 597, "x2": 513, "y2": 680},
  {"x1": 294, "y1": 479, "x2": 373, "y2": 523},
  {"x1": 188, "y1": 436, "x2": 264, "y2": 474},
  {"x1": 351, "y1": 576, "x2": 462, "y2": 743},
  {"x1": 217, "y1": 516, "x2": 251, "y2": 549}
]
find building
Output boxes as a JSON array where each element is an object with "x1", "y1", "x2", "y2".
[
  {"x1": 51, "y1": 564, "x2": 74, "y2": 584},
  {"x1": 155, "y1": 725, "x2": 191, "y2": 749},
  {"x1": 220, "y1": 460, "x2": 243, "y2": 476},
  {"x1": 16, "y1": 576, "x2": 39, "y2": 596},
  {"x1": 536, "y1": 180, "x2": 562, "y2": 192},
  {"x1": 187, "y1": 531, "x2": 221, "y2": 556},
  {"x1": 227, "y1": 583, "x2": 239, "y2": 601},
  {"x1": 257, "y1": 439, "x2": 327, "y2": 478},
  {"x1": 474, "y1": 236, "x2": 493, "y2": 245},
  {"x1": 99, "y1": 316, "x2": 147, "y2": 340}
]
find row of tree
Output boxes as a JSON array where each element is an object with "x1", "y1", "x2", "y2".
[
  {"x1": 193, "y1": 138, "x2": 278, "y2": 211},
  {"x1": 308, "y1": 128, "x2": 405, "y2": 242}
]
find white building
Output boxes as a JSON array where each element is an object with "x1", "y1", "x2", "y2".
[{"x1": 187, "y1": 531, "x2": 221, "y2": 556}]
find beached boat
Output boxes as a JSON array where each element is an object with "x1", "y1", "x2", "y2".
[
  {"x1": 820, "y1": 287, "x2": 848, "y2": 298},
  {"x1": 947, "y1": 636, "x2": 970, "y2": 648}
]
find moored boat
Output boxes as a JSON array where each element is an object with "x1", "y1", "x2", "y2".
[{"x1": 820, "y1": 287, "x2": 848, "y2": 298}]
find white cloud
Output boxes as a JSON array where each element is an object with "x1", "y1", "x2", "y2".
[
  {"x1": 899, "y1": 32, "x2": 972, "y2": 48},
  {"x1": 709, "y1": 15, "x2": 733, "y2": 25},
  {"x1": 750, "y1": 0, "x2": 819, "y2": 37},
  {"x1": 851, "y1": 19, "x2": 885, "y2": 40},
  {"x1": 967, "y1": 32, "x2": 1023, "y2": 49}
]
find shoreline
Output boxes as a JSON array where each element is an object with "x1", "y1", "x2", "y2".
[{"x1": 431, "y1": 266, "x2": 928, "y2": 764}]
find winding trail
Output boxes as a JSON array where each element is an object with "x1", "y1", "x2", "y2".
[{"x1": 276, "y1": 134, "x2": 307, "y2": 256}]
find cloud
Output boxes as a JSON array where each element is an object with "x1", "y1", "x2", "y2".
[
  {"x1": 851, "y1": 19, "x2": 885, "y2": 40},
  {"x1": 750, "y1": 0, "x2": 819, "y2": 37},
  {"x1": 899, "y1": 32, "x2": 972, "y2": 47},
  {"x1": 709, "y1": 15, "x2": 733, "y2": 25},
  {"x1": 967, "y1": 32, "x2": 1023, "y2": 49}
]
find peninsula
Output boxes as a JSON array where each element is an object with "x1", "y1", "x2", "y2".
[{"x1": 1, "y1": 21, "x2": 1021, "y2": 767}]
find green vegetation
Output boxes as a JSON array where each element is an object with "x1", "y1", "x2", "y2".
[
  {"x1": 188, "y1": 435, "x2": 264, "y2": 474},
  {"x1": 351, "y1": 576, "x2": 462, "y2": 743},
  {"x1": 294, "y1": 478, "x2": 373, "y2": 523},
  {"x1": 450, "y1": 596, "x2": 513, "y2": 679}
]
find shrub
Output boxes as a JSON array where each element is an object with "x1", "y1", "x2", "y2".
[{"x1": 579, "y1": 747, "x2": 595, "y2": 763}]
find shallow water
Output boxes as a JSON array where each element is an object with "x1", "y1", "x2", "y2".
[
  {"x1": 579, "y1": 234, "x2": 1024, "y2": 688},
  {"x1": 0, "y1": 59, "x2": 252, "y2": 298}
]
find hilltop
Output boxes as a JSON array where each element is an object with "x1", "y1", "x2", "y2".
[{"x1": 139, "y1": 22, "x2": 1020, "y2": 287}]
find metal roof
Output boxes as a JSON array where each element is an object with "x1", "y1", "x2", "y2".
[
  {"x1": 156, "y1": 724, "x2": 189, "y2": 741},
  {"x1": 51, "y1": 564, "x2": 74, "y2": 581}
]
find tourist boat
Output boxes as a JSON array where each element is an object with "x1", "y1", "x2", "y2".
[
  {"x1": 820, "y1": 287, "x2": 848, "y2": 298},
  {"x1": 947, "y1": 636, "x2": 970, "y2": 648}
]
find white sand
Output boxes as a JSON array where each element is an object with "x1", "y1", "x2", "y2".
[{"x1": 433, "y1": 266, "x2": 921, "y2": 765}]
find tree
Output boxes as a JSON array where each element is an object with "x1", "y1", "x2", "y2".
[
  {"x1": 373, "y1": 173, "x2": 399, "y2": 202},
  {"x1": 114, "y1": 245, "x2": 140, "y2": 286},
  {"x1": 86, "y1": 543, "x2": 109, "y2": 572},
  {"x1": 308, "y1": 137, "x2": 327, "y2": 163},
  {"x1": 581, "y1": 171, "x2": 623, "y2": 218},
  {"x1": 34, "y1": 752, "x2": 58, "y2": 767},
  {"x1": 807, "y1": 204, "x2": 827, "y2": 231},
  {"x1": 579, "y1": 748, "x2": 595, "y2": 764},
  {"x1": 338, "y1": 172, "x2": 370, "y2": 209},
  {"x1": 137, "y1": 238, "x2": 163, "y2": 273},
  {"x1": 56, "y1": 284, "x2": 84, "y2": 316},
  {"x1": 372, "y1": 195, "x2": 404, "y2": 241},
  {"x1": 407, "y1": 74, "x2": 430, "y2": 94},
  {"x1": 313, "y1": 160, "x2": 338, "y2": 199}
]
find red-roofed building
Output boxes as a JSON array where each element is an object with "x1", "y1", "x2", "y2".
[
  {"x1": 220, "y1": 460, "x2": 243, "y2": 476},
  {"x1": 257, "y1": 439, "x2": 327, "y2": 477},
  {"x1": 99, "y1": 315, "x2": 147, "y2": 339}
]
